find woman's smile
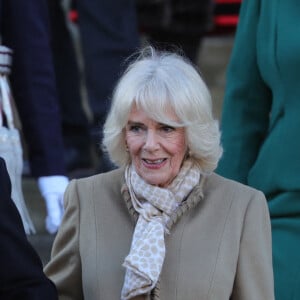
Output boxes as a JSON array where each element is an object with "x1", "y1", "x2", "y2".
[{"x1": 142, "y1": 158, "x2": 167, "y2": 169}]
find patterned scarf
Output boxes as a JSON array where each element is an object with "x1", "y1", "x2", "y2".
[{"x1": 121, "y1": 159, "x2": 201, "y2": 299}]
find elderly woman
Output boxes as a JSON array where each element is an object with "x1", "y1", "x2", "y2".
[{"x1": 44, "y1": 47, "x2": 274, "y2": 299}]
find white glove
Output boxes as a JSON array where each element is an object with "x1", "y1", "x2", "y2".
[{"x1": 38, "y1": 175, "x2": 69, "y2": 234}]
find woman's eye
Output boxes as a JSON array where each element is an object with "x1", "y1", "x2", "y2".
[
  {"x1": 129, "y1": 125, "x2": 142, "y2": 132},
  {"x1": 161, "y1": 125, "x2": 175, "y2": 133}
]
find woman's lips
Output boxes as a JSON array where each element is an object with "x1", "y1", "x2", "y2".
[{"x1": 142, "y1": 158, "x2": 167, "y2": 169}]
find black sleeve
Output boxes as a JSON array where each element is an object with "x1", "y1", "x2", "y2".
[{"x1": 0, "y1": 157, "x2": 58, "y2": 300}]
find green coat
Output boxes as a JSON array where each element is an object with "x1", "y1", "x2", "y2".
[{"x1": 216, "y1": 0, "x2": 300, "y2": 298}]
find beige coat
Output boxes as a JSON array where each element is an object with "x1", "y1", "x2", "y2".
[{"x1": 44, "y1": 168, "x2": 274, "y2": 299}]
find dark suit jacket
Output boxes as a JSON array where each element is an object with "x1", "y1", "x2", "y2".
[
  {"x1": 0, "y1": 157, "x2": 57, "y2": 300},
  {"x1": 0, "y1": 0, "x2": 66, "y2": 177}
]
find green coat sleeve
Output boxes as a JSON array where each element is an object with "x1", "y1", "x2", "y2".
[
  {"x1": 216, "y1": 0, "x2": 272, "y2": 183},
  {"x1": 44, "y1": 180, "x2": 84, "y2": 300}
]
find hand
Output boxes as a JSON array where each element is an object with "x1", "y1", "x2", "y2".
[{"x1": 38, "y1": 176, "x2": 69, "y2": 234}]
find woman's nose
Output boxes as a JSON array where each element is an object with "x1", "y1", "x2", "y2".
[{"x1": 143, "y1": 130, "x2": 160, "y2": 151}]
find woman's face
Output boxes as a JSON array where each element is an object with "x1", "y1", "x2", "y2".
[{"x1": 125, "y1": 105, "x2": 187, "y2": 187}]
